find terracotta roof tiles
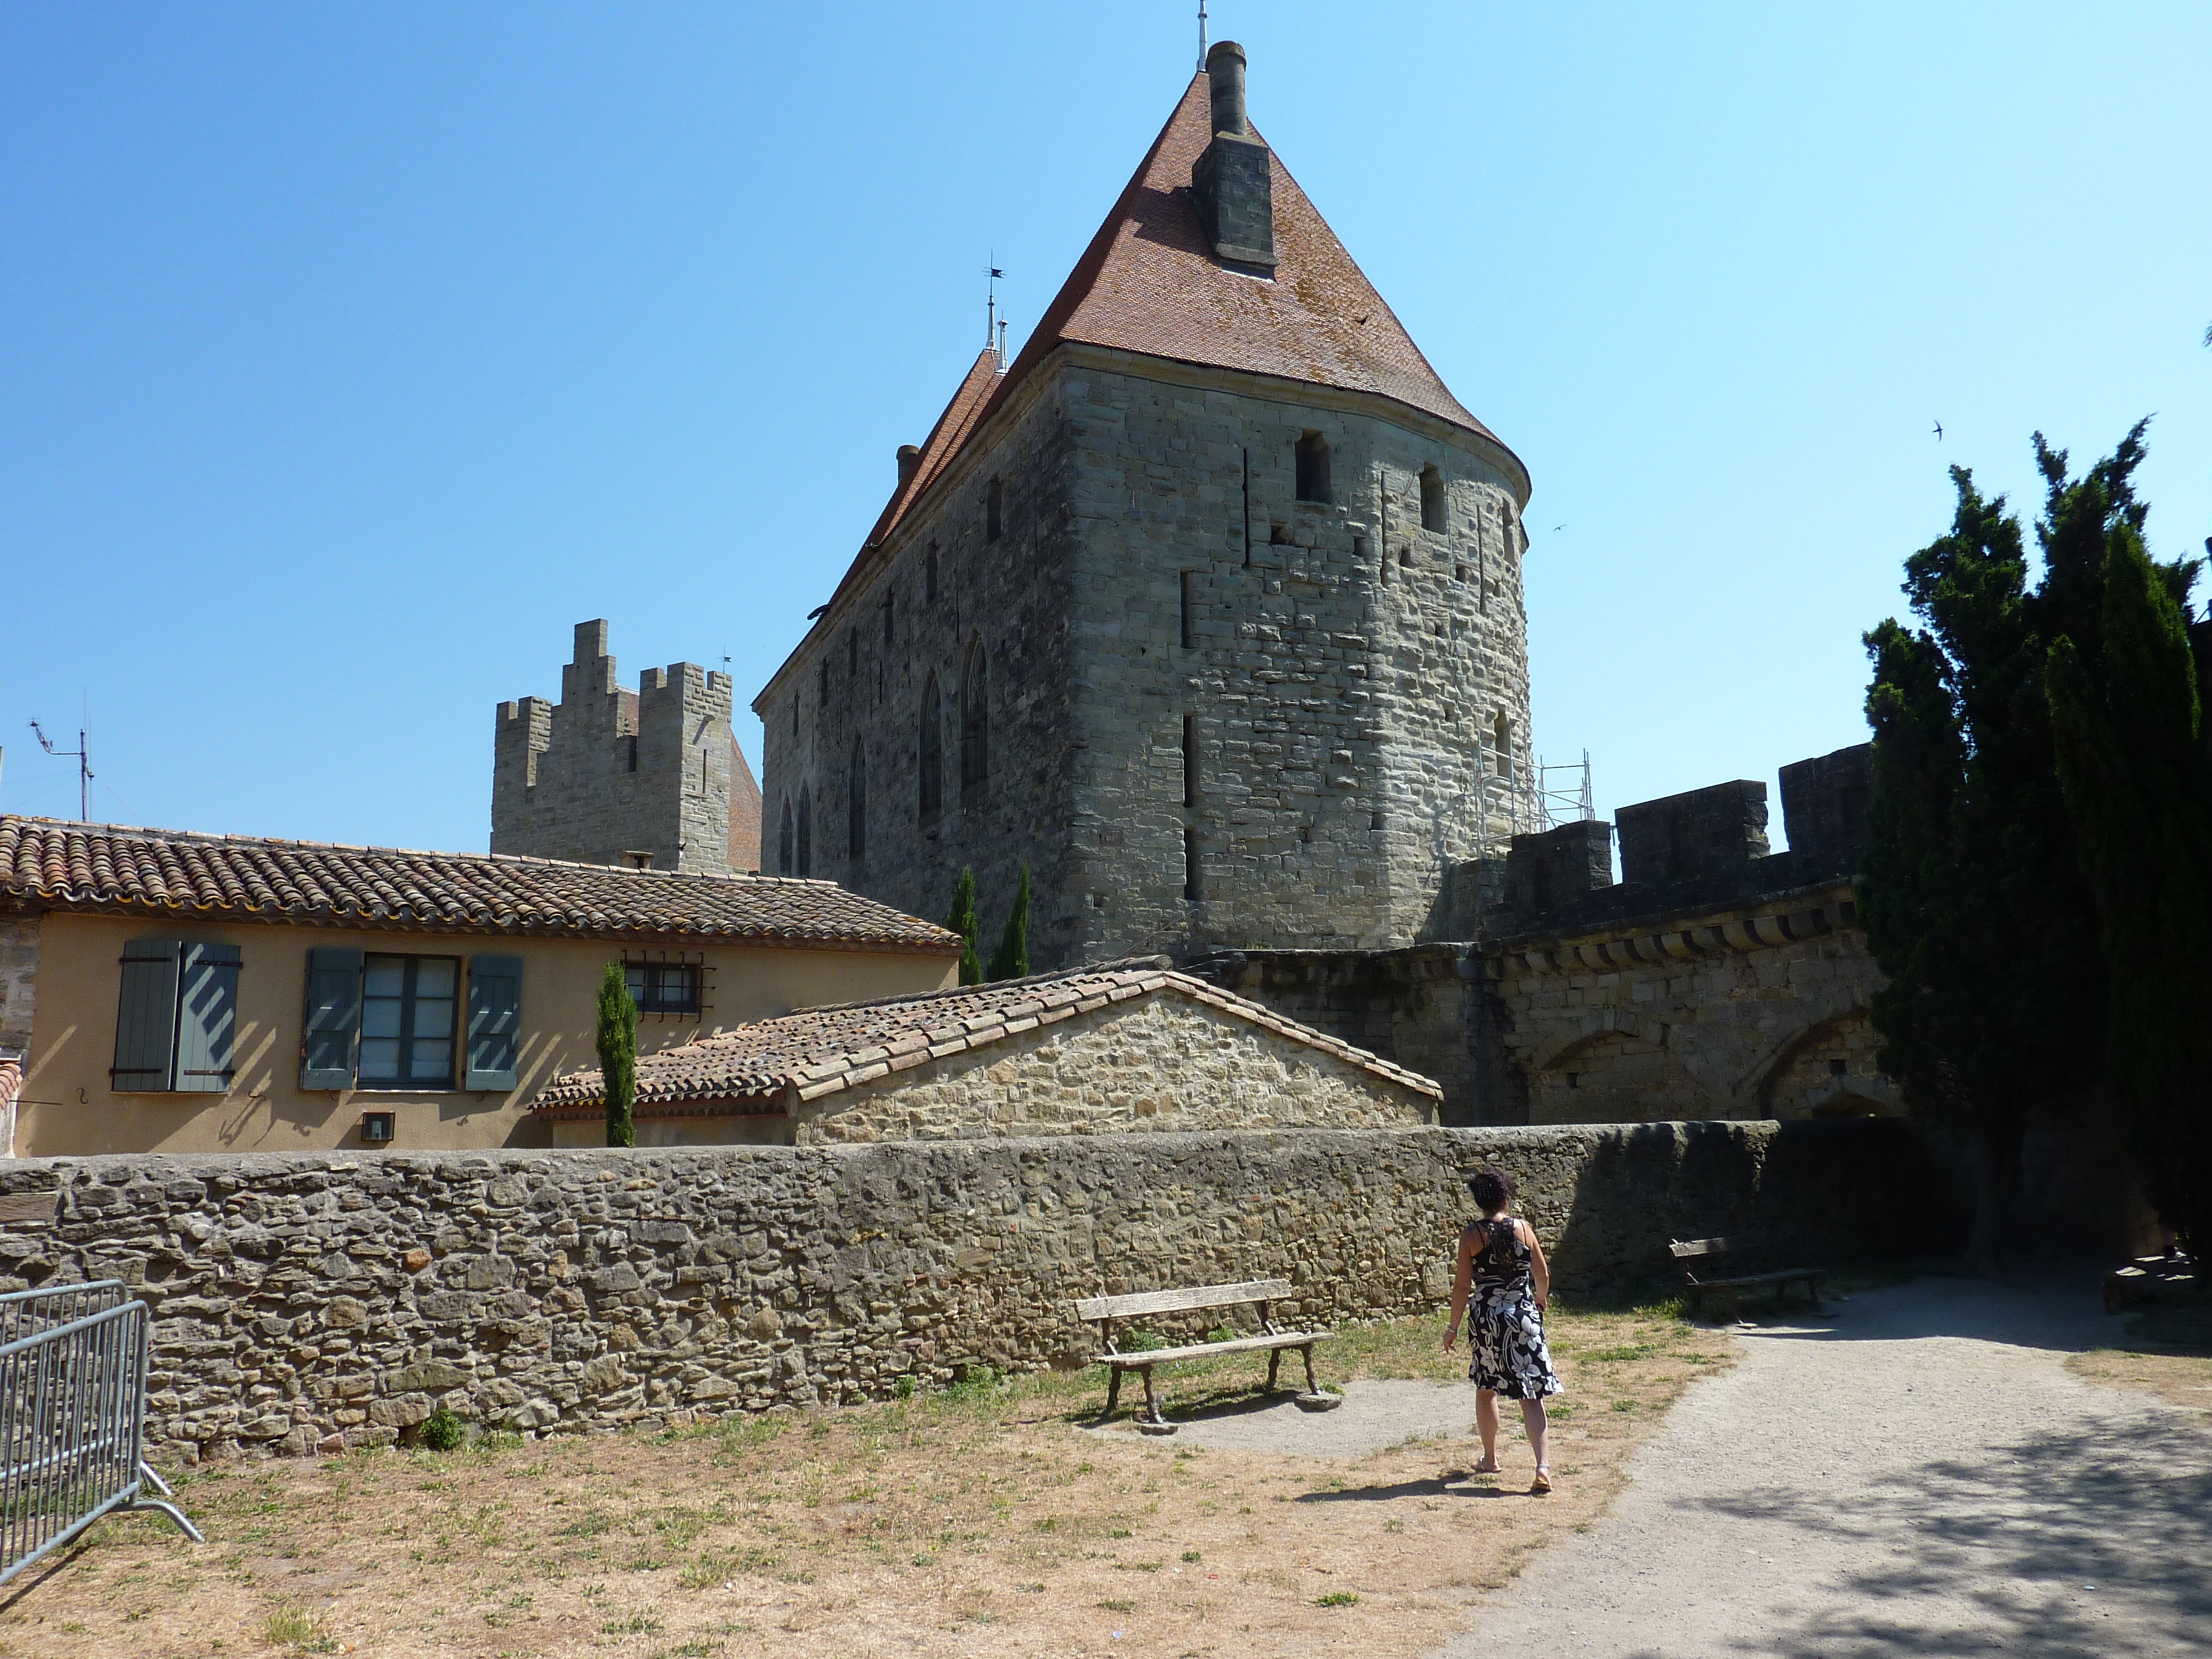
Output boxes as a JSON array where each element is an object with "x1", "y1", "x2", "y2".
[
  {"x1": 532, "y1": 959, "x2": 1444, "y2": 1116},
  {"x1": 0, "y1": 816, "x2": 960, "y2": 953}
]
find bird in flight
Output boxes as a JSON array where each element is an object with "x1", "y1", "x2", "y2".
[
  {"x1": 1932, "y1": 420, "x2": 1944, "y2": 441},
  {"x1": 1552, "y1": 523, "x2": 1566, "y2": 532}
]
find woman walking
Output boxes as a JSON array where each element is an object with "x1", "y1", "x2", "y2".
[{"x1": 1443, "y1": 1166, "x2": 1561, "y2": 1493}]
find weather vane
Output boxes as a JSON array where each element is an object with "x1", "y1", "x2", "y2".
[{"x1": 986, "y1": 255, "x2": 1005, "y2": 349}]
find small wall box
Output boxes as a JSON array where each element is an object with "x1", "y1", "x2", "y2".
[{"x1": 361, "y1": 1111, "x2": 395, "y2": 1144}]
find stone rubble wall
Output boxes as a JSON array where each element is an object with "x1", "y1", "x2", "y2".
[
  {"x1": 0, "y1": 914, "x2": 35, "y2": 1053},
  {"x1": 796, "y1": 993, "x2": 1434, "y2": 1143},
  {"x1": 0, "y1": 1119, "x2": 1939, "y2": 1463}
]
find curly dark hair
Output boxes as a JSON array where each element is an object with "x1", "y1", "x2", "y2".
[{"x1": 1467, "y1": 1166, "x2": 1514, "y2": 1214}]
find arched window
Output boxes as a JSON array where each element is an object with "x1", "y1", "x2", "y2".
[
  {"x1": 777, "y1": 797, "x2": 794, "y2": 875},
  {"x1": 1492, "y1": 712, "x2": 1516, "y2": 786},
  {"x1": 1294, "y1": 432, "x2": 1331, "y2": 503},
  {"x1": 1420, "y1": 465, "x2": 1446, "y2": 533},
  {"x1": 847, "y1": 739, "x2": 866, "y2": 860},
  {"x1": 919, "y1": 674, "x2": 943, "y2": 820},
  {"x1": 796, "y1": 786, "x2": 813, "y2": 877},
  {"x1": 960, "y1": 639, "x2": 989, "y2": 795}
]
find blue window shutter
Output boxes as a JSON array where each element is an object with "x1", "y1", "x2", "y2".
[
  {"x1": 464, "y1": 955, "x2": 523, "y2": 1090},
  {"x1": 300, "y1": 948, "x2": 364, "y2": 1090},
  {"x1": 113, "y1": 939, "x2": 182, "y2": 1092},
  {"x1": 173, "y1": 942, "x2": 242, "y2": 1093}
]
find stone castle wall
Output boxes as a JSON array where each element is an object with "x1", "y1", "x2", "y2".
[
  {"x1": 0, "y1": 1119, "x2": 1941, "y2": 1461},
  {"x1": 754, "y1": 350, "x2": 1535, "y2": 970},
  {"x1": 494, "y1": 621, "x2": 736, "y2": 874},
  {"x1": 794, "y1": 992, "x2": 1434, "y2": 1144}
]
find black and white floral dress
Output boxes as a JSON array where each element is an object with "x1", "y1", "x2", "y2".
[{"x1": 1464, "y1": 1217, "x2": 1562, "y2": 1400}]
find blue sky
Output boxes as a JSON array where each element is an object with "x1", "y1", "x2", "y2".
[{"x1": 4, "y1": 2, "x2": 2208, "y2": 853}]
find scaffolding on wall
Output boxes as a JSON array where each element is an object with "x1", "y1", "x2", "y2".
[{"x1": 1474, "y1": 748, "x2": 1595, "y2": 859}]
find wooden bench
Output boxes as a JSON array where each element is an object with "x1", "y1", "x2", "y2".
[
  {"x1": 1669, "y1": 1235, "x2": 1825, "y2": 1322},
  {"x1": 1074, "y1": 1278, "x2": 1336, "y2": 1434}
]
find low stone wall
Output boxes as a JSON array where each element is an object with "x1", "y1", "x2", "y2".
[{"x1": 0, "y1": 1120, "x2": 1940, "y2": 1462}]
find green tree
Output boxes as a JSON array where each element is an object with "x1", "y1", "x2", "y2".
[
  {"x1": 596, "y1": 962, "x2": 637, "y2": 1148},
  {"x1": 1859, "y1": 456, "x2": 2108, "y2": 1270},
  {"x1": 987, "y1": 863, "x2": 1033, "y2": 981},
  {"x1": 946, "y1": 867, "x2": 984, "y2": 986},
  {"x1": 2047, "y1": 521, "x2": 2212, "y2": 1256}
]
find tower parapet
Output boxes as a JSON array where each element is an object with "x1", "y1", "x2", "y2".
[{"x1": 492, "y1": 620, "x2": 757, "y2": 873}]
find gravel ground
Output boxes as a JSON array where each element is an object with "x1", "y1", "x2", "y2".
[
  {"x1": 1432, "y1": 1272, "x2": 2212, "y2": 1658},
  {"x1": 1084, "y1": 1376, "x2": 1483, "y2": 1459}
]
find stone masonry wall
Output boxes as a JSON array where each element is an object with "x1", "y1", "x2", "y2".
[
  {"x1": 495, "y1": 621, "x2": 737, "y2": 875},
  {"x1": 0, "y1": 1120, "x2": 1941, "y2": 1463},
  {"x1": 795, "y1": 993, "x2": 1433, "y2": 1144},
  {"x1": 0, "y1": 914, "x2": 35, "y2": 1053},
  {"x1": 754, "y1": 351, "x2": 1535, "y2": 974}
]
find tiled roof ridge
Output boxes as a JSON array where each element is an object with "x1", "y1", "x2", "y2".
[
  {"x1": 0, "y1": 815, "x2": 960, "y2": 952},
  {"x1": 0, "y1": 814, "x2": 843, "y2": 891},
  {"x1": 533, "y1": 958, "x2": 1444, "y2": 1114}
]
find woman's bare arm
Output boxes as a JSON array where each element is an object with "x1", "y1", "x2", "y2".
[
  {"x1": 1520, "y1": 1219, "x2": 1551, "y2": 1310},
  {"x1": 1443, "y1": 1225, "x2": 1480, "y2": 1350}
]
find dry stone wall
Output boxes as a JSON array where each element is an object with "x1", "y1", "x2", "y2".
[
  {"x1": 0, "y1": 1120, "x2": 1939, "y2": 1463},
  {"x1": 796, "y1": 993, "x2": 1433, "y2": 1144},
  {"x1": 0, "y1": 914, "x2": 35, "y2": 1052}
]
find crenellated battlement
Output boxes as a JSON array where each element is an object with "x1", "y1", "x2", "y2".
[{"x1": 491, "y1": 620, "x2": 759, "y2": 874}]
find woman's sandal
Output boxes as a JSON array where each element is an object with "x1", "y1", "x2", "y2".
[{"x1": 1529, "y1": 1470, "x2": 1552, "y2": 1496}]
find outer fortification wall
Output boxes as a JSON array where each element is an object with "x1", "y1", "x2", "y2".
[{"x1": 0, "y1": 1119, "x2": 1942, "y2": 1461}]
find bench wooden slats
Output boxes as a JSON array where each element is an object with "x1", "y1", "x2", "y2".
[
  {"x1": 1669, "y1": 1236, "x2": 1823, "y2": 1321},
  {"x1": 1090, "y1": 1330, "x2": 1327, "y2": 1368},
  {"x1": 1073, "y1": 1279, "x2": 1293, "y2": 1321},
  {"x1": 1073, "y1": 1276, "x2": 1332, "y2": 1433}
]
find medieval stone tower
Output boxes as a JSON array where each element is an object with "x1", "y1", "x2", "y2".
[
  {"x1": 494, "y1": 620, "x2": 763, "y2": 873},
  {"x1": 755, "y1": 45, "x2": 1532, "y2": 968}
]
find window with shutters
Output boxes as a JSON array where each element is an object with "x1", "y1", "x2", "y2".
[
  {"x1": 112, "y1": 938, "x2": 240, "y2": 1094},
  {"x1": 464, "y1": 956, "x2": 523, "y2": 1089},
  {"x1": 959, "y1": 639, "x2": 989, "y2": 795},
  {"x1": 919, "y1": 674, "x2": 943, "y2": 820},
  {"x1": 358, "y1": 954, "x2": 458, "y2": 1088}
]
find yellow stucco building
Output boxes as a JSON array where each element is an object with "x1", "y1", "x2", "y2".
[{"x1": 0, "y1": 816, "x2": 959, "y2": 1156}]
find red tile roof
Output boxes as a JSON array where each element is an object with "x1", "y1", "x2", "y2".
[
  {"x1": 775, "y1": 73, "x2": 1520, "y2": 688},
  {"x1": 532, "y1": 960, "x2": 1444, "y2": 1116},
  {"x1": 0, "y1": 816, "x2": 959, "y2": 953},
  {"x1": 727, "y1": 740, "x2": 763, "y2": 874}
]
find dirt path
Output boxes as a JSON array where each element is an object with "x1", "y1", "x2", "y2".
[{"x1": 1432, "y1": 1272, "x2": 2212, "y2": 1658}]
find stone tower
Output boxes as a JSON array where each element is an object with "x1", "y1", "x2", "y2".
[
  {"x1": 754, "y1": 46, "x2": 1532, "y2": 967},
  {"x1": 494, "y1": 620, "x2": 762, "y2": 873}
]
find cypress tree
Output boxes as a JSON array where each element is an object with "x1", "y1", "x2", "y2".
[
  {"x1": 947, "y1": 867, "x2": 984, "y2": 987},
  {"x1": 2048, "y1": 525, "x2": 2212, "y2": 1256},
  {"x1": 1860, "y1": 459, "x2": 2107, "y2": 1270},
  {"x1": 596, "y1": 961, "x2": 637, "y2": 1149},
  {"x1": 987, "y1": 864, "x2": 1032, "y2": 981}
]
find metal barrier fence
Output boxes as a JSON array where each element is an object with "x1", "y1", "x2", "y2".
[{"x1": 0, "y1": 1280, "x2": 200, "y2": 1585}]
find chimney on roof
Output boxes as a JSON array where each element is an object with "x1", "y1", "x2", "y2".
[
  {"x1": 896, "y1": 444, "x2": 922, "y2": 489},
  {"x1": 1192, "y1": 42, "x2": 1274, "y2": 274}
]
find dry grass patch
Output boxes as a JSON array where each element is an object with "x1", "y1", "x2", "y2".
[
  {"x1": 2068, "y1": 1287, "x2": 2212, "y2": 1426},
  {"x1": 16, "y1": 1298, "x2": 1732, "y2": 1658}
]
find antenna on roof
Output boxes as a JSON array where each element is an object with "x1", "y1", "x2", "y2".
[
  {"x1": 985, "y1": 255, "x2": 1004, "y2": 352},
  {"x1": 1198, "y1": 1, "x2": 1208, "y2": 72},
  {"x1": 29, "y1": 707, "x2": 92, "y2": 822}
]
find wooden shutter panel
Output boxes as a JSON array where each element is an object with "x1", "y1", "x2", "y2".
[
  {"x1": 173, "y1": 942, "x2": 242, "y2": 1093},
  {"x1": 464, "y1": 956, "x2": 523, "y2": 1091},
  {"x1": 113, "y1": 939, "x2": 183, "y2": 1092},
  {"x1": 300, "y1": 948, "x2": 364, "y2": 1090}
]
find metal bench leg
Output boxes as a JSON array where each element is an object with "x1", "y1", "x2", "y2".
[
  {"x1": 1105, "y1": 1367, "x2": 1123, "y2": 1420},
  {"x1": 1266, "y1": 1348, "x2": 1283, "y2": 1392}
]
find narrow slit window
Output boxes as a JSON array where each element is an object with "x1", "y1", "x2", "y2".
[
  {"x1": 1493, "y1": 712, "x2": 1516, "y2": 785},
  {"x1": 919, "y1": 674, "x2": 943, "y2": 820},
  {"x1": 1184, "y1": 827, "x2": 1202, "y2": 902},
  {"x1": 1241, "y1": 448, "x2": 1252, "y2": 567},
  {"x1": 796, "y1": 786, "x2": 813, "y2": 877},
  {"x1": 847, "y1": 739, "x2": 866, "y2": 859},
  {"x1": 1182, "y1": 715, "x2": 1197, "y2": 808},
  {"x1": 777, "y1": 797, "x2": 794, "y2": 873},
  {"x1": 1179, "y1": 571, "x2": 1195, "y2": 649},
  {"x1": 625, "y1": 734, "x2": 638, "y2": 773},
  {"x1": 1420, "y1": 465, "x2": 1446, "y2": 533},
  {"x1": 1294, "y1": 432, "x2": 1332, "y2": 503}
]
